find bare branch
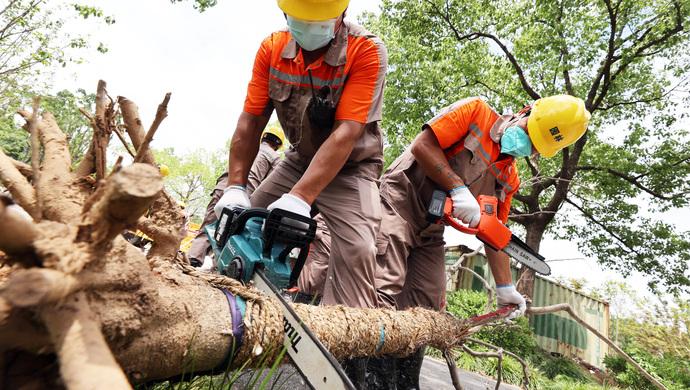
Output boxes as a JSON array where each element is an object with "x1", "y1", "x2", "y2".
[
  {"x1": 460, "y1": 345, "x2": 504, "y2": 390},
  {"x1": 564, "y1": 197, "x2": 642, "y2": 257},
  {"x1": 443, "y1": 349, "x2": 464, "y2": 390},
  {"x1": 423, "y1": 0, "x2": 540, "y2": 99},
  {"x1": 576, "y1": 165, "x2": 688, "y2": 200},
  {"x1": 467, "y1": 338, "x2": 529, "y2": 388}
]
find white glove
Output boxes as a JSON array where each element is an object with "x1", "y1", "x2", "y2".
[
  {"x1": 450, "y1": 186, "x2": 481, "y2": 227},
  {"x1": 213, "y1": 185, "x2": 250, "y2": 218},
  {"x1": 267, "y1": 193, "x2": 311, "y2": 218},
  {"x1": 496, "y1": 284, "x2": 527, "y2": 320}
]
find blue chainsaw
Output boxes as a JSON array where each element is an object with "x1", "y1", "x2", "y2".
[{"x1": 206, "y1": 206, "x2": 355, "y2": 390}]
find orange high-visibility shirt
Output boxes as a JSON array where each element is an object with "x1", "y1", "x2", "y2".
[
  {"x1": 426, "y1": 98, "x2": 521, "y2": 223},
  {"x1": 243, "y1": 23, "x2": 386, "y2": 124}
]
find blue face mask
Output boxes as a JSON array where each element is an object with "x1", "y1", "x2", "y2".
[
  {"x1": 286, "y1": 16, "x2": 336, "y2": 51},
  {"x1": 500, "y1": 126, "x2": 533, "y2": 157}
]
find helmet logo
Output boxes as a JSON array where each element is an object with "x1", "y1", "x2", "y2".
[{"x1": 549, "y1": 126, "x2": 564, "y2": 142}]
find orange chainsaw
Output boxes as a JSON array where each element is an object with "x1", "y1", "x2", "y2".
[{"x1": 427, "y1": 190, "x2": 551, "y2": 275}]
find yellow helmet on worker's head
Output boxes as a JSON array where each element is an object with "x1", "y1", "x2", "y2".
[
  {"x1": 262, "y1": 124, "x2": 287, "y2": 151},
  {"x1": 277, "y1": 0, "x2": 349, "y2": 21},
  {"x1": 158, "y1": 164, "x2": 170, "y2": 177},
  {"x1": 527, "y1": 95, "x2": 591, "y2": 158}
]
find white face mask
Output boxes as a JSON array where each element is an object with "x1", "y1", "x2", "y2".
[{"x1": 286, "y1": 16, "x2": 337, "y2": 51}]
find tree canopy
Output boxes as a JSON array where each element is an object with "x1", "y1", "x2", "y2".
[
  {"x1": 362, "y1": 0, "x2": 690, "y2": 294},
  {"x1": 154, "y1": 147, "x2": 226, "y2": 223}
]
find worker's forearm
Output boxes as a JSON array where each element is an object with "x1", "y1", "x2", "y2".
[
  {"x1": 290, "y1": 121, "x2": 364, "y2": 204},
  {"x1": 227, "y1": 112, "x2": 269, "y2": 187},
  {"x1": 486, "y1": 247, "x2": 513, "y2": 286},
  {"x1": 412, "y1": 129, "x2": 464, "y2": 191}
]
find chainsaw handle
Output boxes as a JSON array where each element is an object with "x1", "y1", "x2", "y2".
[
  {"x1": 441, "y1": 196, "x2": 480, "y2": 235},
  {"x1": 443, "y1": 214, "x2": 479, "y2": 235}
]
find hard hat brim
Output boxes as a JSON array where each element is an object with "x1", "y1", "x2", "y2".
[{"x1": 277, "y1": 0, "x2": 348, "y2": 21}]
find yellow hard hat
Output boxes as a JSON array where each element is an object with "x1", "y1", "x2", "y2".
[
  {"x1": 159, "y1": 164, "x2": 170, "y2": 177},
  {"x1": 527, "y1": 95, "x2": 591, "y2": 158},
  {"x1": 262, "y1": 124, "x2": 287, "y2": 151},
  {"x1": 277, "y1": 0, "x2": 349, "y2": 21}
]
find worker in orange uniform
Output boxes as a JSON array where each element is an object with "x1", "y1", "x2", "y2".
[
  {"x1": 212, "y1": 0, "x2": 387, "y2": 384},
  {"x1": 372, "y1": 95, "x2": 590, "y2": 388}
]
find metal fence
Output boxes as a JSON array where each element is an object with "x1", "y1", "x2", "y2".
[{"x1": 445, "y1": 245, "x2": 610, "y2": 368}]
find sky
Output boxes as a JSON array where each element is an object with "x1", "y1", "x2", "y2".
[{"x1": 50, "y1": 0, "x2": 688, "y2": 298}]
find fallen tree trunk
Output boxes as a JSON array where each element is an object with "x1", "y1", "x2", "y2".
[{"x1": 0, "y1": 83, "x2": 487, "y2": 390}]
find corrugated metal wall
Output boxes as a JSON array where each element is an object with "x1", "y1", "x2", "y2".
[{"x1": 445, "y1": 246, "x2": 610, "y2": 368}]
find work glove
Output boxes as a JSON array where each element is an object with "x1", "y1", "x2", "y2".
[
  {"x1": 267, "y1": 193, "x2": 311, "y2": 218},
  {"x1": 213, "y1": 185, "x2": 250, "y2": 218},
  {"x1": 496, "y1": 284, "x2": 527, "y2": 320},
  {"x1": 450, "y1": 185, "x2": 481, "y2": 228}
]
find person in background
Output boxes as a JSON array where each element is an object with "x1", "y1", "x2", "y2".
[{"x1": 187, "y1": 125, "x2": 285, "y2": 267}]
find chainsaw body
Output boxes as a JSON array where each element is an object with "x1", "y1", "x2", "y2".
[
  {"x1": 205, "y1": 207, "x2": 316, "y2": 289},
  {"x1": 427, "y1": 189, "x2": 550, "y2": 275},
  {"x1": 204, "y1": 207, "x2": 355, "y2": 389}
]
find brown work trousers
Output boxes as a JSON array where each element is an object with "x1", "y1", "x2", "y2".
[
  {"x1": 251, "y1": 154, "x2": 382, "y2": 308},
  {"x1": 375, "y1": 197, "x2": 446, "y2": 310},
  {"x1": 296, "y1": 213, "x2": 330, "y2": 295},
  {"x1": 187, "y1": 173, "x2": 229, "y2": 262}
]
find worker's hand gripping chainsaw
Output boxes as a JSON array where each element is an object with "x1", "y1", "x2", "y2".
[
  {"x1": 427, "y1": 190, "x2": 551, "y2": 275},
  {"x1": 206, "y1": 206, "x2": 355, "y2": 390}
]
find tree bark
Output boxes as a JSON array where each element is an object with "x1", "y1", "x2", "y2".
[{"x1": 517, "y1": 222, "x2": 546, "y2": 298}]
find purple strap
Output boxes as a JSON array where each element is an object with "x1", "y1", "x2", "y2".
[{"x1": 222, "y1": 289, "x2": 244, "y2": 354}]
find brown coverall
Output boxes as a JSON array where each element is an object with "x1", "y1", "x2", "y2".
[
  {"x1": 375, "y1": 98, "x2": 520, "y2": 311},
  {"x1": 245, "y1": 21, "x2": 388, "y2": 308}
]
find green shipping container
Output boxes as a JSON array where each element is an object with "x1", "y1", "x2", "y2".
[{"x1": 445, "y1": 245, "x2": 610, "y2": 368}]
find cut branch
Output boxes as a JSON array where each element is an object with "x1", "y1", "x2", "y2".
[
  {"x1": 27, "y1": 97, "x2": 41, "y2": 221},
  {"x1": 40, "y1": 293, "x2": 132, "y2": 390},
  {"x1": 0, "y1": 149, "x2": 37, "y2": 217},
  {"x1": 119, "y1": 96, "x2": 154, "y2": 164},
  {"x1": 77, "y1": 164, "x2": 162, "y2": 249},
  {"x1": 133, "y1": 93, "x2": 171, "y2": 163},
  {"x1": 1, "y1": 269, "x2": 79, "y2": 308},
  {"x1": 0, "y1": 202, "x2": 38, "y2": 257}
]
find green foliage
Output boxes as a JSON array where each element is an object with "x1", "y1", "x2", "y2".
[
  {"x1": 539, "y1": 355, "x2": 589, "y2": 381},
  {"x1": 169, "y1": 0, "x2": 218, "y2": 12},
  {"x1": 154, "y1": 148, "x2": 226, "y2": 223},
  {"x1": 592, "y1": 281, "x2": 690, "y2": 389},
  {"x1": 0, "y1": 1, "x2": 113, "y2": 102},
  {"x1": 364, "y1": 0, "x2": 690, "y2": 293},
  {"x1": 0, "y1": 89, "x2": 95, "y2": 164}
]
